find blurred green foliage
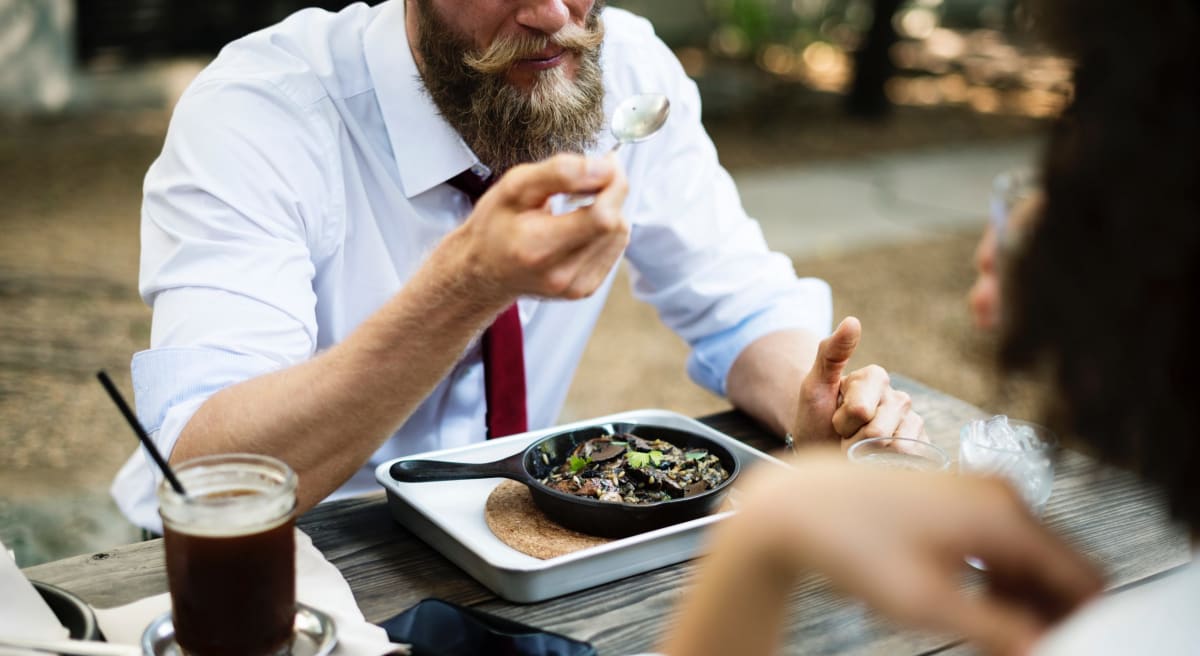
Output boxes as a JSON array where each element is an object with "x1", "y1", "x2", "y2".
[
  {"x1": 715, "y1": 0, "x2": 775, "y2": 46},
  {"x1": 611, "y1": 0, "x2": 1013, "y2": 55}
]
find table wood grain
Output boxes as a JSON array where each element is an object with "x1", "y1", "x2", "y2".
[{"x1": 24, "y1": 375, "x2": 1191, "y2": 655}]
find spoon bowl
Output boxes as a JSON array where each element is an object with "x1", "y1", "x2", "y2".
[
  {"x1": 610, "y1": 93, "x2": 671, "y2": 148},
  {"x1": 558, "y1": 93, "x2": 670, "y2": 212}
]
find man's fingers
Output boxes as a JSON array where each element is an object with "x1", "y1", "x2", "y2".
[
  {"x1": 894, "y1": 409, "x2": 926, "y2": 440},
  {"x1": 568, "y1": 161, "x2": 630, "y2": 242},
  {"x1": 502, "y1": 163, "x2": 628, "y2": 279},
  {"x1": 557, "y1": 224, "x2": 630, "y2": 299},
  {"x1": 530, "y1": 163, "x2": 630, "y2": 298},
  {"x1": 591, "y1": 158, "x2": 630, "y2": 214},
  {"x1": 499, "y1": 153, "x2": 618, "y2": 209},
  {"x1": 832, "y1": 365, "x2": 889, "y2": 437},
  {"x1": 814, "y1": 317, "x2": 862, "y2": 386},
  {"x1": 843, "y1": 390, "x2": 907, "y2": 443}
]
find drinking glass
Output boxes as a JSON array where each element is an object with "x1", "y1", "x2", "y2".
[
  {"x1": 158, "y1": 454, "x2": 298, "y2": 656},
  {"x1": 960, "y1": 418, "x2": 1057, "y2": 570},
  {"x1": 959, "y1": 417, "x2": 1057, "y2": 514},
  {"x1": 847, "y1": 437, "x2": 951, "y2": 472}
]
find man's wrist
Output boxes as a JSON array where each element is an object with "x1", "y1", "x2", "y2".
[{"x1": 428, "y1": 228, "x2": 515, "y2": 316}]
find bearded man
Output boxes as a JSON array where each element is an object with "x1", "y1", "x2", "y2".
[{"x1": 113, "y1": 0, "x2": 923, "y2": 530}]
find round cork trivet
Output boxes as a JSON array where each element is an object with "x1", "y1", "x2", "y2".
[{"x1": 484, "y1": 480, "x2": 612, "y2": 559}]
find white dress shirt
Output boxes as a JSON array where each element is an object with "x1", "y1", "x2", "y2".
[{"x1": 112, "y1": 1, "x2": 832, "y2": 530}]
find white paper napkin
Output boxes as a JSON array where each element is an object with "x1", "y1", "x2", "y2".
[
  {"x1": 92, "y1": 530, "x2": 409, "y2": 655},
  {"x1": 0, "y1": 539, "x2": 71, "y2": 653}
]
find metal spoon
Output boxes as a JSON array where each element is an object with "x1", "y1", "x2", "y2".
[
  {"x1": 560, "y1": 93, "x2": 671, "y2": 211},
  {"x1": 607, "y1": 93, "x2": 671, "y2": 150}
]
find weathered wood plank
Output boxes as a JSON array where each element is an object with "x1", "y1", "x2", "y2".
[
  {"x1": 21, "y1": 377, "x2": 1190, "y2": 656},
  {"x1": 22, "y1": 539, "x2": 166, "y2": 608},
  {"x1": 471, "y1": 561, "x2": 955, "y2": 656},
  {"x1": 301, "y1": 493, "x2": 497, "y2": 620}
]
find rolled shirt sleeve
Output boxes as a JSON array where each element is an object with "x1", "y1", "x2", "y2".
[
  {"x1": 114, "y1": 9, "x2": 834, "y2": 528},
  {"x1": 619, "y1": 25, "x2": 832, "y2": 396},
  {"x1": 112, "y1": 77, "x2": 337, "y2": 529}
]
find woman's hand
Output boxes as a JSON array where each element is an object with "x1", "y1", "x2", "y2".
[{"x1": 662, "y1": 454, "x2": 1102, "y2": 656}]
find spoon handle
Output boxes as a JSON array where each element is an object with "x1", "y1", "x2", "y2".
[
  {"x1": 557, "y1": 142, "x2": 624, "y2": 213},
  {"x1": 558, "y1": 192, "x2": 597, "y2": 213}
]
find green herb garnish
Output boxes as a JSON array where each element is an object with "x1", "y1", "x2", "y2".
[
  {"x1": 626, "y1": 451, "x2": 651, "y2": 468},
  {"x1": 685, "y1": 450, "x2": 707, "y2": 461},
  {"x1": 569, "y1": 455, "x2": 591, "y2": 473},
  {"x1": 648, "y1": 450, "x2": 664, "y2": 466}
]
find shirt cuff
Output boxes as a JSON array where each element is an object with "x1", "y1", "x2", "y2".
[
  {"x1": 113, "y1": 346, "x2": 284, "y2": 531},
  {"x1": 686, "y1": 302, "x2": 831, "y2": 397},
  {"x1": 131, "y1": 346, "x2": 282, "y2": 433}
]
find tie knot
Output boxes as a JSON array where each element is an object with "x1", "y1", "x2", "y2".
[{"x1": 447, "y1": 169, "x2": 493, "y2": 203}]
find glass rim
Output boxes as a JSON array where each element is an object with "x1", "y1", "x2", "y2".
[
  {"x1": 158, "y1": 453, "x2": 298, "y2": 506},
  {"x1": 846, "y1": 437, "x2": 951, "y2": 470},
  {"x1": 960, "y1": 419, "x2": 1059, "y2": 453},
  {"x1": 171, "y1": 451, "x2": 294, "y2": 471}
]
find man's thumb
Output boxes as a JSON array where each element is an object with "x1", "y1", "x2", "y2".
[{"x1": 815, "y1": 317, "x2": 861, "y2": 385}]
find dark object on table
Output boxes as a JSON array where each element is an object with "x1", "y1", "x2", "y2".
[
  {"x1": 32, "y1": 580, "x2": 102, "y2": 641},
  {"x1": 380, "y1": 598, "x2": 595, "y2": 656},
  {"x1": 389, "y1": 423, "x2": 740, "y2": 538}
]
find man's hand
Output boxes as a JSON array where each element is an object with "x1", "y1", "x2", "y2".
[
  {"x1": 456, "y1": 152, "x2": 630, "y2": 303},
  {"x1": 791, "y1": 316, "x2": 924, "y2": 450}
]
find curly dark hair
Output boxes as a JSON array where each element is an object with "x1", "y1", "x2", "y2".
[{"x1": 1002, "y1": 1, "x2": 1200, "y2": 528}]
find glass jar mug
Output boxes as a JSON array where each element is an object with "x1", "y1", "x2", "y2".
[{"x1": 158, "y1": 454, "x2": 298, "y2": 656}]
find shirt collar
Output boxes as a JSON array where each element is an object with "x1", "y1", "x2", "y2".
[{"x1": 363, "y1": 0, "x2": 479, "y2": 198}]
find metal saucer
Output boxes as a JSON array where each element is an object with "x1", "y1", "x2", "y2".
[{"x1": 140, "y1": 603, "x2": 337, "y2": 656}]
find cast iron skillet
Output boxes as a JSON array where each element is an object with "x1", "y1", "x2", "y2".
[{"x1": 389, "y1": 422, "x2": 740, "y2": 538}]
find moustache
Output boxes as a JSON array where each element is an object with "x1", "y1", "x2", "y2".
[{"x1": 464, "y1": 20, "x2": 605, "y2": 75}]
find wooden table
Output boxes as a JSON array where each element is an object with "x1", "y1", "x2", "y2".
[{"x1": 25, "y1": 375, "x2": 1193, "y2": 655}]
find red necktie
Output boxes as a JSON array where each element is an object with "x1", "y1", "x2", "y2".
[{"x1": 447, "y1": 170, "x2": 528, "y2": 438}]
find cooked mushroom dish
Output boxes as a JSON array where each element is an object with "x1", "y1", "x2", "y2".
[{"x1": 540, "y1": 434, "x2": 730, "y2": 504}]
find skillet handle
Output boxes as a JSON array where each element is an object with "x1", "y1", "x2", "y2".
[{"x1": 389, "y1": 452, "x2": 526, "y2": 483}]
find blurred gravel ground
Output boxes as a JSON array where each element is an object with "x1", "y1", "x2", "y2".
[{"x1": 0, "y1": 106, "x2": 1043, "y2": 565}]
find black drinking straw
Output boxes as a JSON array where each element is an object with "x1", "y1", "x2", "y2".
[{"x1": 96, "y1": 370, "x2": 188, "y2": 496}]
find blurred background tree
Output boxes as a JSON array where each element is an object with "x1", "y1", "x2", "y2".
[{"x1": 66, "y1": 0, "x2": 1066, "y2": 120}]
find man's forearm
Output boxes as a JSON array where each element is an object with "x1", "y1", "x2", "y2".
[
  {"x1": 725, "y1": 329, "x2": 821, "y2": 436},
  {"x1": 170, "y1": 229, "x2": 510, "y2": 512}
]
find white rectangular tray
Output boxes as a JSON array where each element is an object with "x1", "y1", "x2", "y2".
[{"x1": 374, "y1": 408, "x2": 785, "y2": 603}]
